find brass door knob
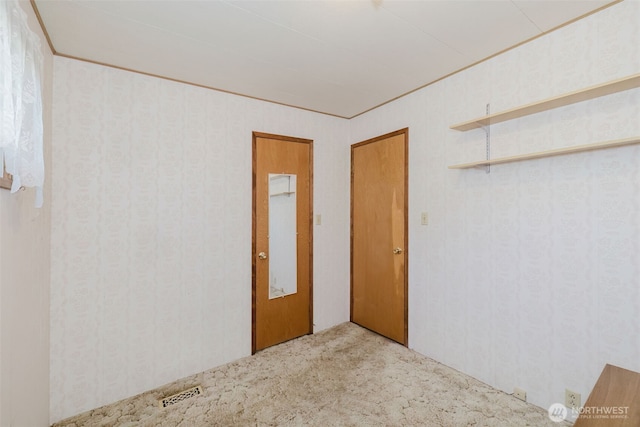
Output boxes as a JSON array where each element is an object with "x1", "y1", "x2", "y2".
[
  {"x1": 258, "y1": 252, "x2": 268, "y2": 260},
  {"x1": 393, "y1": 247, "x2": 403, "y2": 255}
]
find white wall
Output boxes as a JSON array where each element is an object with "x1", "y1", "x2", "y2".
[
  {"x1": 351, "y1": 0, "x2": 639, "y2": 413},
  {"x1": 50, "y1": 58, "x2": 351, "y2": 423},
  {"x1": 49, "y1": 0, "x2": 640, "y2": 423},
  {"x1": 0, "y1": 1, "x2": 53, "y2": 426}
]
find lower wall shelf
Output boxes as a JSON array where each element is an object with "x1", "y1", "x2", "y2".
[{"x1": 448, "y1": 136, "x2": 640, "y2": 169}]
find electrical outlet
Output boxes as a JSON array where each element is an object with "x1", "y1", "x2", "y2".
[
  {"x1": 565, "y1": 389, "x2": 581, "y2": 409},
  {"x1": 513, "y1": 387, "x2": 527, "y2": 402}
]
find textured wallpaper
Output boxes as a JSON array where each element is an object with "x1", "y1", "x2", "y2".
[
  {"x1": 0, "y1": 1, "x2": 52, "y2": 426},
  {"x1": 50, "y1": 59, "x2": 350, "y2": 422},
  {"x1": 351, "y1": 0, "x2": 640, "y2": 412},
  {"x1": 51, "y1": 0, "x2": 639, "y2": 423}
]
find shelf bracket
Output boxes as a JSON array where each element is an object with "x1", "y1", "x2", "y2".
[{"x1": 482, "y1": 103, "x2": 490, "y2": 174}]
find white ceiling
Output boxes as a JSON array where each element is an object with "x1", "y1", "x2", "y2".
[{"x1": 34, "y1": 0, "x2": 616, "y2": 118}]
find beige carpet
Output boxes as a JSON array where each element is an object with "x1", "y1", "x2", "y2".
[{"x1": 53, "y1": 322, "x2": 566, "y2": 426}]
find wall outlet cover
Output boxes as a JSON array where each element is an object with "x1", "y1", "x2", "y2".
[
  {"x1": 514, "y1": 387, "x2": 526, "y2": 402},
  {"x1": 565, "y1": 389, "x2": 581, "y2": 409}
]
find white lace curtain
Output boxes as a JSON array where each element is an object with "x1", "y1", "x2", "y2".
[{"x1": 0, "y1": 0, "x2": 44, "y2": 207}]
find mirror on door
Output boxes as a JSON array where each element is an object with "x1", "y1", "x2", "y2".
[{"x1": 268, "y1": 173, "x2": 298, "y2": 299}]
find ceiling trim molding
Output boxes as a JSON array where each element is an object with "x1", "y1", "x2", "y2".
[
  {"x1": 350, "y1": 0, "x2": 623, "y2": 119},
  {"x1": 53, "y1": 52, "x2": 349, "y2": 119},
  {"x1": 29, "y1": 0, "x2": 55, "y2": 55},
  {"x1": 30, "y1": 0, "x2": 622, "y2": 120}
]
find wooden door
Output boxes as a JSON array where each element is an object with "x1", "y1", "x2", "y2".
[
  {"x1": 351, "y1": 129, "x2": 408, "y2": 345},
  {"x1": 252, "y1": 132, "x2": 313, "y2": 353}
]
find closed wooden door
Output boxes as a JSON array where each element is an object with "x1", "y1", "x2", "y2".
[
  {"x1": 351, "y1": 129, "x2": 408, "y2": 345},
  {"x1": 253, "y1": 132, "x2": 313, "y2": 353}
]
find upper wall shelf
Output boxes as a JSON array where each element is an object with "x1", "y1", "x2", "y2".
[
  {"x1": 450, "y1": 73, "x2": 640, "y2": 132},
  {"x1": 448, "y1": 136, "x2": 640, "y2": 169}
]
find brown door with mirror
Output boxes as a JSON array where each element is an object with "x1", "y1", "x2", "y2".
[
  {"x1": 252, "y1": 132, "x2": 313, "y2": 353},
  {"x1": 351, "y1": 128, "x2": 408, "y2": 345}
]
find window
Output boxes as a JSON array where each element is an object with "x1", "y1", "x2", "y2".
[{"x1": 0, "y1": 0, "x2": 44, "y2": 206}]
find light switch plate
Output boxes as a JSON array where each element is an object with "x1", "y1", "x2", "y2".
[{"x1": 421, "y1": 212, "x2": 428, "y2": 225}]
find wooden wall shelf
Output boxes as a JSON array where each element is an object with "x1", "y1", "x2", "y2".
[
  {"x1": 448, "y1": 136, "x2": 640, "y2": 169},
  {"x1": 0, "y1": 164, "x2": 13, "y2": 190},
  {"x1": 450, "y1": 73, "x2": 640, "y2": 132}
]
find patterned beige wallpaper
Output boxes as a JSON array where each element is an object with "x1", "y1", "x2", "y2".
[
  {"x1": 0, "y1": 1, "x2": 52, "y2": 426},
  {"x1": 50, "y1": 60, "x2": 350, "y2": 422},
  {"x1": 351, "y1": 0, "x2": 640, "y2": 414},
  {"x1": 50, "y1": 0, "x2": 639, "y2": 423}
]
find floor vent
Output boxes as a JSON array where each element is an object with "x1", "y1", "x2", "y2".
[{"x1": 159, "y1": 385, "x2": 203, "y2": 408}]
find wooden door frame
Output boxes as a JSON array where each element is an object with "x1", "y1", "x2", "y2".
[
  {"x1": 350, "y1": 128, "x2": 409, "y2": 346},
  {"x1": 252, "y1": 131, "x2": 314, "y2": 354}
]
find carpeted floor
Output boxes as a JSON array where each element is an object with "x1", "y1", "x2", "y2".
[{"x1": 53, "y1": 322, "x2": 566, "y2": 426}]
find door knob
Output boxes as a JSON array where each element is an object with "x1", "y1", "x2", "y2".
[
  {"x1": 258, "y1": 252, "x2": 268, "y2": 260},
  {"x1": 393, "y1": 247, "x2": 403, "y2": 255}
]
